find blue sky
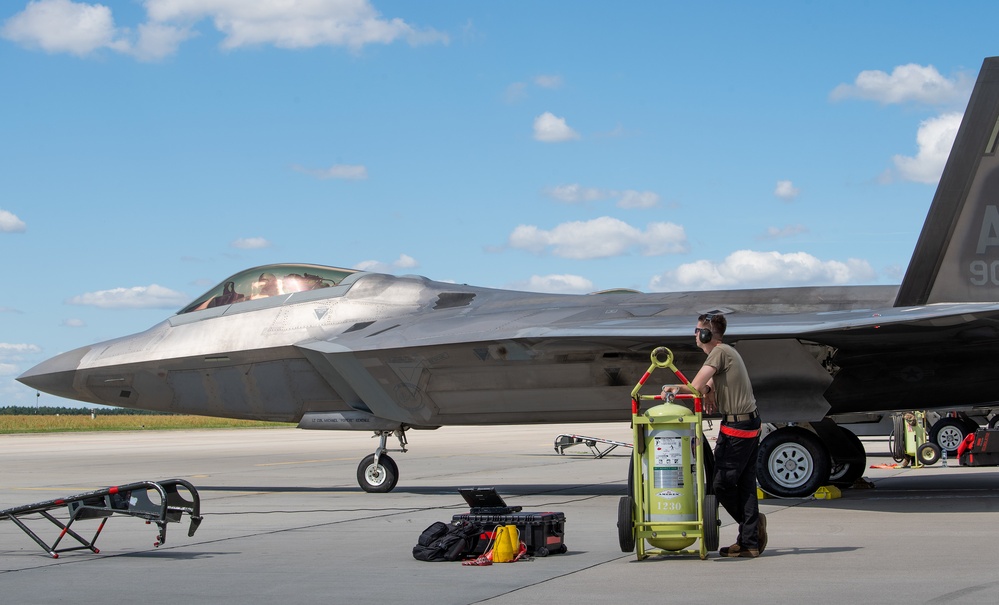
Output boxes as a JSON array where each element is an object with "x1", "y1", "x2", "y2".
[{"x1": 1, "y1": 1, "x2": 997, "y2": 407}]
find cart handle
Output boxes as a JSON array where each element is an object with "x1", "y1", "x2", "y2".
[{"x1": 630, "y1": 346, "x2": 703, "y2": 415}]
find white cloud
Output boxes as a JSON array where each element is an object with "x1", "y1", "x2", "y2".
[
  {"x1": 533, "y1": 75, "x2": 563, "y2": 89},
  {"x1": 511, "y1": 274, "x2": 594, "y2": 294},
  {"x1": 294, "y1": 163, "x2": 369, "y2": 180},
  {"x1": 830, "y1": 64, "x2": 971, "y2": 105},
  {"x1": 0, "y1": 342, "x2": 42, "y2": 376},
  {"x1": 892, "y1": 112, "x2": 961, "y2": 184},
  {"x1": 774, "y1": 180, "x2": 800, "y2": 201},
  {"x1": 0, "y1": 0, "x2": 129, "y2": 56},
  {"x1": 354, "y1": 254, "x2": 420, "y2": 273},
  {"x1": 62, "y1": 318, "x2": 86, "y2": 327},
  {"x1": 545, "y1": 184, "x2": 609, "y2": 203},
  {"x1": 394, "y1": 254, "x2": 417, "y2": 268},
  {"x1": 0, "y1": 343, "x2": 42, "y2": 355},
  {"x1": 508, "y1": 217, "x2": 687, "y2": 259},
  {"x1": 533, "y1": 112, "x2": 580, "y2": 142},
  {"x1": 650, "y1": 250, "x2": 876, "y2": 291},
  {"x1": 760, "y1": 224, "x2": 808, "y2": 240},
  {"x1": 131, "y1": 21, "x2": 194, "y2": 61},
  {"x1": 2, "y1": 0, "x2": 446, "y2": 60},
  {"x1": 504, "y1": 81, "x2": 527, "y2": 103},
  {"x1": 145, "y1": 0, "x2": 448, "y2": 51},
  {"x1": 67, "y1": 284, "x2": 191, "y2": 309},
  {"x1": 616, "y1": 190, "x2": 660, "y2": 209},
  {"x1": 0, "y1": 209, "x2": 27, "y2": 232},
  {"x1": 544, "y1": 184, "x2": 659, "y2": 209},
  {"x1": 231, "y1": 237, "x2": 271, "y2": 249}
]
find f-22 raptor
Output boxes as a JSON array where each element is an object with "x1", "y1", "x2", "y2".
[{"x1": 19, "y1": 57, "x2": 999, "y2": 497}]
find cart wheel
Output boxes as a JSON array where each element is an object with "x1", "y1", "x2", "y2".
[
  {"x1": 556, "y1": 544, "x2": 568, "y2": 554},
  {"x1": 917, "y1": 442, "x2": 941, "y2": 466},
  {"x1": 536, "y1": 546, "x2": 549, "y2": 557},
  {"x1": 617, "y1": 496, "x2": 636, "y2": 552},
  {"x1": 702, "y1": 494, "x2": 719, "y2": 552}
]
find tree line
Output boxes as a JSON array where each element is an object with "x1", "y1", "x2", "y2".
[{"x1": 0, "y1": 406, "x2": 172, "y2": 416}]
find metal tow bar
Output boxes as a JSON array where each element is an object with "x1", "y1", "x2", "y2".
[{"x1": 0, "y1": 478, "x2": 203, "y2": 558}]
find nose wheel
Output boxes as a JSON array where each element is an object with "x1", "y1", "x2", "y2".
[
  {"x1": 356, "y1": 429, "x2": 407, "y2": 493},
  {"x1": 357, "y1": 453, "x2": 399, "y2": 493}
]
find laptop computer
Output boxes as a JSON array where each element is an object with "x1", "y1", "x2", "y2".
[{"x1": 458, "y1": 487, "x2": 523, "y2": 514}]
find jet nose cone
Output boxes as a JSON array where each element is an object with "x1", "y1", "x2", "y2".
[{"x1": 17, "y1": 346, "x2": 91, "y2": 401}]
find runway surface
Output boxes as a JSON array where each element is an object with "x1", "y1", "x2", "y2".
[{"x1": 2, "y1": 423, "x2": 998, "y2": 604}]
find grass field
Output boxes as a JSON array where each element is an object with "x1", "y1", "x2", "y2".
[{"x1": 0, "y1": 415, "x2": 294, "y2": 434}]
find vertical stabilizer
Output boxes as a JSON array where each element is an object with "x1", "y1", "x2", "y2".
[{"x1": 895, "y1": 57, "x2": 999, "y2": 306}]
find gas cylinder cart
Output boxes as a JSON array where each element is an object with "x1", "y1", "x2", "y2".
[
  {"x1": 889, "y1": 411, "x2": 943, "y2": 467},
  {"x1": 617, "y1": 346, "x2": 720, "y2": 560}
]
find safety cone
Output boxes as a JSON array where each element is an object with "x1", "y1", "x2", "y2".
[{"x1": 492, "y1": 526, "x2": 515, "y2": 562}]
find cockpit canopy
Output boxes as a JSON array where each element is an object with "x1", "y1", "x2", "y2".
[{"x1": 178, "y1": 264, "x2": 360, "y2": 314}]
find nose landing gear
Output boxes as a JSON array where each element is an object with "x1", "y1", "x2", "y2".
[{"x1": 357, "y1": 429, "x2": 408, "y2": 493}]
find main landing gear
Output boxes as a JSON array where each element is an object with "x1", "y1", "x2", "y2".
[
  {"x1": 756, "y1": 421, "x2": 867, "y2": 498},
  {"x1": 356, "y1": 429, "x2": 409, "y2": 493}
]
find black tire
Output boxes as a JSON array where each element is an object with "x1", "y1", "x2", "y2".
[
  {"x1": 989, "y1": 415, "x2": 999, "y2": 430},
  {"x1": 627, "y1": 455, "x2": 634, "y2": 497},
  {"x1": 757, "y1": 427, "x2": 831, "y2": 498},
  {"x1": 917, "y1": 442, "x2": 941, "y2": 466},
  {"x1": 701, "y1": 438, "x2": 716, "y2": 495},
  {"x1": 890, "y1": 414, "x2": 906, "y2": 462},
  {"x1": 536, "y1": 546, "x2": 550, "y2": 557},
  {"x1": 929, "y1": 418, "x2": 971, "y2": 455},
  {"x1": 702, "y1": 494, "x2": 719, "y2": 552},
  {"x1": 828, "y1": 427, "x2": 867, "y2": 488},
  {"x1": 617, "y1": 496, "x2": 636, "y2": 552},
  {"x1": 357, "y1": 454, "x2": 399, "y2": 493}
]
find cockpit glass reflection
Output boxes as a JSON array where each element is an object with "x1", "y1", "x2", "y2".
[{"x1": 179, "y1": 264, "x2": 358, "y2": 314}]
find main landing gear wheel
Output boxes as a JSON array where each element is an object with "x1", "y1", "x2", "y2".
[
  {"x1": 357, "y1": 453, "x2": 399, "y2": 493},
  {"x1": 828, "y1": 427, "x2": 867, "y2": 488},
  {"x1": 757, "y1": 427, "x2": 831, "y2": 498},
  {"x1": 929, "y1": 418, "x2": 972, "y2": 456}
]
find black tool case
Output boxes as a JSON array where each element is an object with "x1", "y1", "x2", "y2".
[
  {"x1": 960, "y1": 429, "x2": 999, "y2": 466},
  {"x1": 452, "y1": 511, "x2": 567, "y2": 556}
]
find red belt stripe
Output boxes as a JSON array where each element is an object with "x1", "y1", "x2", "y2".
[{"x1": 720, "y1": 425, "x2": 760, "y2": 439}]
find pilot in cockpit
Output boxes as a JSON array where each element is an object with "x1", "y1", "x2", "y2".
[
  {"x1": 281, "y1": 273, "x2": 308, "y2": 293},
  {"x1": 251, "y1": 273, "x2": 279, "y2": 299}
]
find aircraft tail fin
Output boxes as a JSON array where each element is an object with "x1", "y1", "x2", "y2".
[{"x1": 895, "y1": 56, "x2": 999, "y2": 306}]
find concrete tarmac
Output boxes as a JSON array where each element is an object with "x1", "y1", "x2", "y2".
[{"x1": 2, "y1": 423, "x2": 998, "y2": 605}]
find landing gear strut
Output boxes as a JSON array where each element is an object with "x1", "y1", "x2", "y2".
[{"x1": 357, "y1": 429, "x2": 408, "y2": 493}]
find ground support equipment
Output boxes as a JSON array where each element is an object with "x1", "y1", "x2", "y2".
[
  {"x1": 0, "y1": 479, "x2": 203, "y2": 558},
  {"x1": 453, "y1": 512, "x2": 567, "y2": 557},
  {"x1": 959, "y1": 429, "x2": 999, "y2": 466},
  {"x1": 452, "y1": 487, "x2": 567, "y2": 558},
  {"x1": 553, "y1": 434, "x2": 632, "y2": 458},
  {"x1": 890, "y1": 411, "x2": 941, "y2": 467},
  {"x1": 618, "y1": 347, "x2": 719, "y2": 561}
]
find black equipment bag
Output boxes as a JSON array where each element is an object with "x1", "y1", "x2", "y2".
[{"x1": 412, "y1": 520, "x2": 482, "y2": 562}]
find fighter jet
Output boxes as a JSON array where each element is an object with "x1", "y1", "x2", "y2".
[{"x1": 19, "y1": 57, "x2": 999, "y2": 497}]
